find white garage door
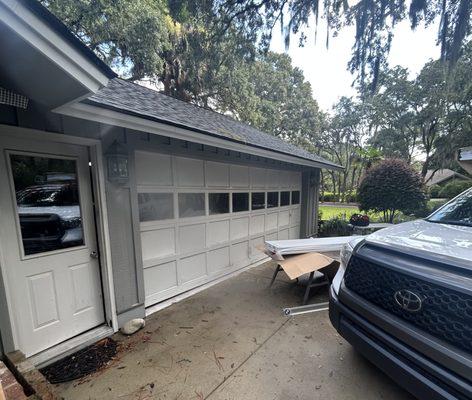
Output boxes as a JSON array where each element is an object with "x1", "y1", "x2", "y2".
[{"x1": 135, "y1": 151, "x2": 302, "y2": 306}]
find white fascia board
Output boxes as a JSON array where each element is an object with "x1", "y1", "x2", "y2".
[
  {"x1": 0, "y1": 0, "x2": 110, "y2": 93},
  {"x1": 55, "y1": 101, "x2": 343, "y2": 171}
]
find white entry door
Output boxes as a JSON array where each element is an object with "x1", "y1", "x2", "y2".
[{"x1": 0, "y1": 135, "x2": 105, "y2": 357}]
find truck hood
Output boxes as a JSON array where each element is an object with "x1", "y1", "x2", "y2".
[{"x1": 366, "y1": 219, "x2": 472, "y2": 264}]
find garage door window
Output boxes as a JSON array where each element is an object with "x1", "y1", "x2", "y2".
[
  {"x1": 138, "y1": 193, "x2": 174, "y2": 222},
  {"x1": 291, "y1": 191, "x2": 300, "y2": 205},
  {"x1": 232, "y1": 193, "x2": 249, "y2": 212},
  {"x1": 251, "y1": 192, "x2": 265, "y2": 210},
  {"x1": 209, "y1": 193, "x2": 229, "y2": 214},
  {"x1": 280, "y1": 191, "x2": 290, "y2": 206},
  {"x1": 267, "y1": 192, "x2": 279, "y2": 208},
  {"x1": 178, "y1": 193, "x2": 205, "y2": 217}
]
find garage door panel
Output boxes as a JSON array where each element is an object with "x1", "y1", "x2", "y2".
[
  {"x1": 249, "y1": 236, "x2": 264, "y2": 259},
  {"x1": 250, "y1": 167, "x2": 266, "y2": 188},
  {"x1": 289, "y1": 171, "x2": 301, "y2": 188},
  {"x1": 206, "y1": 162, "x2": 229, "y2": 187},
  {"x1": 207, "y1": 219, "x2": 230, "y2": 246},
  {"x1": 208, "y1": 246, "x2": 230, "y2": 274},
  {"x1": 141, "y1": 227, "x2": 175, "y2": 262},
  {"x1": 231, "y1": 217, "x2": 249, "y2": 240},
  {"x1": 265, "y1": 212, "x2": 278, "y2": 231},
  {"x1": 266, "y1": 232, "x2": 277, "y2": 241},
  {"x1": 231, "y1": 241, "x2": 249, "y2": 266},
  {"x1": 144, "y1": 261, "x2": 177, "y2": 298},
  {"x1": 135, "y1": 151, "x2": 173, "y2": 186},
  {"x1": 279, "y1": 210, "x2": 290, "y2": 227},
  {"x1": 290, "y1": 208, "x2": 300, "y2": 226},
  {"x1": 176, "y1": 157, "x2": 204, "y2": 187},
  {"x1": 278, "y1": 228, "x2": 289, "y2": 240},
  {"x1": 179, "y1": 253, "x2": 207, "y2": 284},
  {"x1": 279, "y1": 170, "x2": 291, "y2": 187},
  {"x1": 230, "y1": 165, "x2": 249, "y2": 187},
  {"x1": 289, "y1": 226, "x2": 300, "y2": 239},
  {"x1": 179, "y1": 223, "x2": 206, "y2": 254},
  {"x1": 249, "y1": 214, "x2": 264, "y2": 235},
  {"x1": 266, "y1": 169, "x2": 279, "y2": 188}
]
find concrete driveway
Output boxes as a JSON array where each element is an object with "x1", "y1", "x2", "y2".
[{"x1": 55, "y1": 261, "x2": 414, "y2": 400}]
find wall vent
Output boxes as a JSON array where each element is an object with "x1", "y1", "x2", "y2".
[{"x1": 0, "y1": 87, "x2": 29, "y2": 109}]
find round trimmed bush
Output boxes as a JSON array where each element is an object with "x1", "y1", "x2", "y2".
[{"x1": 358, "y1": 158, "x2": 427, "y2": 223}]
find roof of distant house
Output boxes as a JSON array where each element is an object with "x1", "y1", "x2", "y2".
[
  {"x1": 424, "y1": 169, "x2": 471, "y2": 186},
  {"x1": 86, "y1": 78, "x2": 341, "y2": 169}
]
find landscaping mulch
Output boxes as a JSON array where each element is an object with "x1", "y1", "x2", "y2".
[{"x1": 39, "y1": 338, "x2": 117, "y2": 384}]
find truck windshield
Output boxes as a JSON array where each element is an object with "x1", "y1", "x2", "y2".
[{"x1": 427, "y1": 188, "x2": 472, "y2": 227}]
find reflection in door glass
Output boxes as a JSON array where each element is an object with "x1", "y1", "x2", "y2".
[{"x1": 10, "y1": 154, "x2": 84, "y2": 255}]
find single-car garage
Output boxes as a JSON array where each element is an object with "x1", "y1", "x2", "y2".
[
  {"x1": 0, "y1": 0, "x2": 343, "y2": 363},
  {"x1": 135, "y1": 151, "x2": 302, "y2": 306}
]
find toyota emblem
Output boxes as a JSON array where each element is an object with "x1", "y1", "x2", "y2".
[{"x1": 394, "y1": 289, "x2": 424, "y2": 313}]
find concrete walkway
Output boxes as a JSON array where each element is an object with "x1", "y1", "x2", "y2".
[{"x1": 55, "y1": 262, "x2": 413, "y2": 400}]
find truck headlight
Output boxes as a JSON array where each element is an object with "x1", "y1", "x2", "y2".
[{"x1": 332, "y1": 237, "x2": 364, "y2": 295}]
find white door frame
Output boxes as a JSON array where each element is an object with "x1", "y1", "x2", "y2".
[{"x1": 0, "y1": 124, "x2": 118, "y2": 356}]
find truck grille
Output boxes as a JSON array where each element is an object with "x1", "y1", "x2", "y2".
[{"x1": 344, "y1": 255, "x2": 472, "y2": 354}]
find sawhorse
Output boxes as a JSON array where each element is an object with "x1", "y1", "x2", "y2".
[{"x1": 269, "y1": 264, "x2": 330, "y2": 305}]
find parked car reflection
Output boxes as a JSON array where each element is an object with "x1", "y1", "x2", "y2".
[{"x1": 16, "y1": 180, "x2": 84, "y2": 255}]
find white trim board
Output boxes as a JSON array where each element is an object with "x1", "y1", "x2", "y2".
[
  {"x1": 0, "y1": 0, "x2": 110, "y2": 93},
  {"x1": 145, "y1": 256, "x2": 270, "y2": 317},
  {"x1": 55, "y1": 102, "x2": 343, "y2": 171}
]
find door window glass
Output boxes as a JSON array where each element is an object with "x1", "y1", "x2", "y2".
[
  {"x1": 138, "y1": 193, "x2": 174, "y2": 221},
  {"x1": 267, "y1": 192, "x2": 279, "y2": 208},
  {"x1": 291, "y1": 191, "x2": 300, "y2": 205},
  {"x1": 280, "y1": 191, "x2": 290, "y2": 206},
  {"x1": 178, "y1": 193, "x2": 205, "y2": 217},
  {"x1": 209, "y1": 193, "x2": 229, "y2": 214},
  {"x1": 232, "y1": 193, "x2": 249, "y2": 212},
  {"x1": 10, "y1": 154, "x2": 84, "y2": 255},
  {"x1": 251, "y1": 192, "x2": 265, "y2": 210}
]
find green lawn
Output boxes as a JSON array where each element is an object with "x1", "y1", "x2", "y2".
[
  {"x1": 319, "y1": 205, "x2": 359, "y2": 220},
  {"x1": 319, "y1": 204, "x2": 417, "y2": 223}
]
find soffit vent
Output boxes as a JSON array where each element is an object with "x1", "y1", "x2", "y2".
[{"x1": 0, "y1": 87, "x2": 29, "y2": 109}]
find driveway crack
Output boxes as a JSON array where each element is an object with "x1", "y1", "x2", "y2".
[{"x1": 204, "y1": 317, "x2": 292, "y2": 399}]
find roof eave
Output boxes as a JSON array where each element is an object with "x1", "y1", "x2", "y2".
[
  {"x1": 55, "y1": 100, "x2": 343, "y2": 171},
  {"x1": 1, "y1": 0, "x2": 115, "y2": 95}
]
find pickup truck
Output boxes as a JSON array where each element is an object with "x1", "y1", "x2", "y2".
[{"x1": 329, "y1": 188, "x2": 472, "y2": 400}]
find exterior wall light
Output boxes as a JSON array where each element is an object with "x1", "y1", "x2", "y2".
[{"x1": 105, "y1": 140, "x2": 129, "y2": 183}]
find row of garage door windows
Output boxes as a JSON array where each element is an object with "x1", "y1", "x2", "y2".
[{"x1": 138, "y1": 190, "x2": 301, "y2": 222}]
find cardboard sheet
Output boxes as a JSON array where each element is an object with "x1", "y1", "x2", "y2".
[{"x1": 277, "y1": 252, "x2": 339, "y2": 280}]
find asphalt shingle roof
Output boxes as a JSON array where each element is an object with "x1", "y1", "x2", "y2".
[{"x1": 86, "y1": 78, "x2": 341, "y2": 169}]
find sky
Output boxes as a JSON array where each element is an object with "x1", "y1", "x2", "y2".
[{"x1": 270, "y1": 17, "x2": 441, "y2": 112}]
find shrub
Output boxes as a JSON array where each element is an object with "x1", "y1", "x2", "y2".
[
  {"x1": 438, "y1": 180, "x2": 472, "y2": 199},
  {"x1": 318, "y1": 217, "x2": 353, "y2": 237},
  {"x1": 428, "y1": 184, "x2": 442, "y2": 198},
  {"x1": 358, "y1": 158, "x2": 427, "y2": 223}
]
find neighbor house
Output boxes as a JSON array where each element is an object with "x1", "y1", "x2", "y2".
[
  {"x1": 0, "y1": 0, "x2": 341, "y2": 365},
  {"x1": 424, "y1": 168, "x2": 470, "y2": 187}
]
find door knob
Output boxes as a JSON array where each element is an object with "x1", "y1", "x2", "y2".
[{"x1": 90, "y1": 251, "x2": 99, "y2": 259}]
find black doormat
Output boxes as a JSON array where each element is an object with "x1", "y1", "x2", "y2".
[{"x1": 40, "y1": 338, "x2": 117, "y2": 384}]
